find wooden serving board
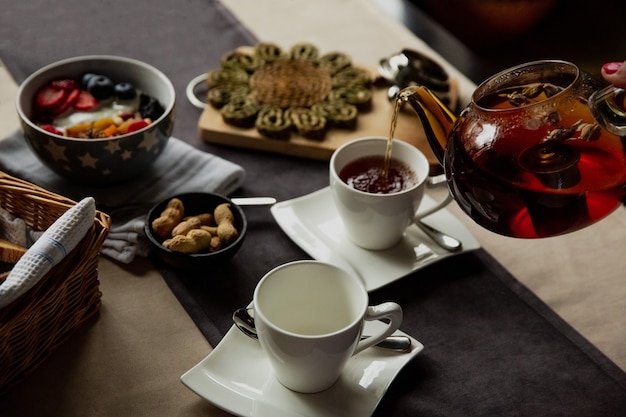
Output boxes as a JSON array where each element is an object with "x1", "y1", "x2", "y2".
[{"x1": 198, "y1": 71, "x2": 458, "y2": 166}]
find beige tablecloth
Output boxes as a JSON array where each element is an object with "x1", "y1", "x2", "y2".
[{"x1": 0, "y1": 63, "x2": 229, "y2": 417}]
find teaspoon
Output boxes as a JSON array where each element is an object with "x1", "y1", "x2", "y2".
[
  {"x1": 231, "y1": 197, "x2": 277, "y2": 206},
  {"x1": 416, "y1": 220, "x2": 463, "y2": 252},
  {"x1": 232, "y1": 308, "x2": 413, "y2": 353}
]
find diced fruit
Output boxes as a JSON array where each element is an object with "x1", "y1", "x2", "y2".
[
  {"x1": 73, "y1": 90, "x2": 99, "y2": 111},
  {"x1": 93, "y1": 117, "x2": 116, "y2": 130},
  {"x1": 127, "y1": 119, "x2": 149, "y2": 133},
  {"x1": 66, "y1": 121, "x2": 94, "y2": 137},
  {"x1": 40, "y1": 124, "x2": 63, "y2": 135},
  {"x1": 87, "y1": 75, "x2": 114, "y2": 100},
  {"x1": 52, "y1": 88, "x2": 80, "y2": 115},
  {"x1": 102, "y1": 124, "x2": 118, "y2": 137},
  {"x1": 114, "y1": 82, "x2": 137, "y2": 99},
  {"x1": 36, "y1": 86, "x2": 68, "y2": 110},
  {"x1": 51, "y1": 79, "x2": 79, "y2": 91},
  {"x1": 117, "y1": 118, "x2": 134, "y2": 134}
]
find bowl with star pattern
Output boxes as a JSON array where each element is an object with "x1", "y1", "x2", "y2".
[{"x1": 16, "y1": 55, "x2": 175, "y2": 185}]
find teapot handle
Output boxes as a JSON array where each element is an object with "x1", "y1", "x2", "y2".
[{"x1": 589, "y1": 85, "x2": 626, "y2": 136}]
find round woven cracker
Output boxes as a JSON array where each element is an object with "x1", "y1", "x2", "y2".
[{"x1": 249, "y1": 60, "x2": 332, "y2": 108}]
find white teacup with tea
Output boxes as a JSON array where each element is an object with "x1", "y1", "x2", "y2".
[
  {"x1": 253, "y1": 260, "x2": 403, "y2": 393},
  {"x1": 330, "y1": 136, "x2": 452, "y2": 250}
]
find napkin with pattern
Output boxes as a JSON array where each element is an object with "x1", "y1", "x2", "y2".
[
  {"x1": 0, "y1": 197, "x2": 95, "y2": 309},
  {"x1": 0, "y1": 132, "x2": 246, "y2": 263}
]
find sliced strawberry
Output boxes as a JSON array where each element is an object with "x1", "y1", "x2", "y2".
[
  {"x1": 73, "y1": 90, "x2": 99, "y2": 111},
  {"x1": 51, "y1": 79, "x2": 79, "y2": 91},
  {"x1": 35, "y1": 86, "x2": 67, "y2": 110},
  {"x1": 40, "y1": 124, "x2": 63, "y2": 135},
  {"x1": 52, "y1": 88, "x2": 81, "y2": 115},
  {"x1": 126, "y1": 119, "x2": 149, "y2": 133}
]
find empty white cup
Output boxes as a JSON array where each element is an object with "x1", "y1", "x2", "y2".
[{"x1": 253, "y1": 260, "x2": 403, "y2": 393}]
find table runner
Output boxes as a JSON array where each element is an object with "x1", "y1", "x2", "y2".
[
  {"x1": 157, "y1": 248, "x2": 626, "y2": 416},
  {"x1": 1, "y1": 0, "x2": 626, "y2": 415}
]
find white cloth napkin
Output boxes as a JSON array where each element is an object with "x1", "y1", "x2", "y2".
[
  {"x1": 0, "y1": 197, "x2": 95, "y2": 309},
  {"x1": 0, "y1": 208, "x2": 37, "y2": 248},
  {"x1": 0, "y1": 132, "x2": 246, "y2": 263}
]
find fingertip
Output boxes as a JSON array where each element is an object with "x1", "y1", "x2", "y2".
[{"x1": 602, "y1": 61, "x2": 623, "y2": 75}]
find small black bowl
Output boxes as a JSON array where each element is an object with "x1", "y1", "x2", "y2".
[{"x1": 145, "y1": 192, "x2": 247, "y2": 270}]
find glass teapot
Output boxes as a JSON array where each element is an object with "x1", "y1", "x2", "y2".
[{"x1": 400, "y1": 60, "x2": 626, "y2": 238}]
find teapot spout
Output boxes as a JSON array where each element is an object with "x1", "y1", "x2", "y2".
[{"x1": 399, "y1": 86, "x2": 457, "y2": 165}]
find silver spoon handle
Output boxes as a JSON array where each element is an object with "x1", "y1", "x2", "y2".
[
  {"x1": 416, "y1": 220, "x2": 462, "y2": 252},
  {"x1": 231, "y1": 197, "x2": 277, "y2": 206},
  {"x1": 360, "y1": 335, "x2": 413, "y2": 352}
]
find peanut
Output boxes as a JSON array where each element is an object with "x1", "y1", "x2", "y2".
[
  {"x1": 163, "y1": 229, "x2": 213, "y2": 253},
  {"x1": 210, "y1": 235, "x2": 222, "y2": 252},
  {"x1": 200, "y1": 225, "x2": 218, "y2": 236},
  {"x1": 214, "y1": 203, "x2": 239, "y2": 244},
  {"x1": 151, "y1": 198, "x2": 184, "y2": 238},
  {"x1": 171, "y1": 213, "x2": 214, "y2": 236}
]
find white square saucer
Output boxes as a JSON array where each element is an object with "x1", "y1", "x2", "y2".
[
  {"x1": 181, "y1": 320, "x2": 423, "y2": 417},
  {"x1": 270, "y1": 187, "x2": 480, "y2": 291}
]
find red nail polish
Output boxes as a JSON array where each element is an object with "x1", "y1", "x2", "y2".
[{"x1": 603, "y1": 62, "x2": 622, "y2": 75}]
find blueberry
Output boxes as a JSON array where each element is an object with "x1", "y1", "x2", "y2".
[
  {"x1": 87, "y1": 75, "x2": 114, "y2": 100},
  {"x1": 114, "y1": 82, "x2": 137, "y2": 100},
  {"x1": 81, "y1": 72, "x2": 98, "y2": 89},
  {"x1": 139, "y1": 93, "x2": 165, "y2": 120}
]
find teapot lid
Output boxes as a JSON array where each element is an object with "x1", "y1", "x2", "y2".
[{"x1": 473, "y1": 60, "x2": 579, "y2": 109}]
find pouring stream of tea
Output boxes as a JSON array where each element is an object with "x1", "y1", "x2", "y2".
[{"x1": 382, "y1": 98, "x2": 403, "y2": 181}]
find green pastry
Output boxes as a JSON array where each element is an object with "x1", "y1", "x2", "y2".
[
  {"x1": 289, "y1": 43, "x2": 320, "y2": 61},
  {"x1": 255, "y1": 42, "x2": 286, "y2": 63},
  {"x1": 255, "y1": 105, "x2": 292, "y2": 140},
  {"x1": 328, "y1": 85, "x2": 373, "y2": 111},
  {"x1": 287, "y1": 107, "x2": 328, "y2": 141},
  {"x1": 206, "y1": 68, "x2": 249, "y2": 88},
  {"x1": 312, "y1": 102, "x2": 358, "y2": 130},
  {"x1": 221, "y1": 50, "x2": 264, "y2": 73},
  {"x1": 221, "y1": 96, "x2": 261, "y2": 128},
  {"x1": 319, "y1": 52, "x2": 351, "y2": 75},
  {"x1": 331, "y1": 67, "x2": 372, "y2": 88},
  {"x1": 207, "y1": 84, "x2": 249, "y2": 109}
]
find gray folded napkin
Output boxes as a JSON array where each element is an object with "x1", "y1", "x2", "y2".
[{"x1": 0, "y1": 131, "x2": 246, "y2": 263}]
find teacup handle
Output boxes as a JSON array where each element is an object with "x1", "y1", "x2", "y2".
[
  {"x1": 412, "y1": 190, "x2": 453, "y2": 222},
  {"x1": 353, "y1": 302, "x2": 403, "y2": 355}
]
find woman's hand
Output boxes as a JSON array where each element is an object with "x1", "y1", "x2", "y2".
[{"x1": 601, "y1": 61, "x2": 626, "y2": 88}]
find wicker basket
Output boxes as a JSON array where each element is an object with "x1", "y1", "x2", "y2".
[{"x1": 0, "y1": 171, "x2": 111, "y2": 393}]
